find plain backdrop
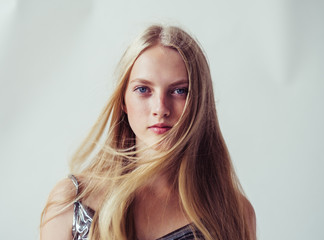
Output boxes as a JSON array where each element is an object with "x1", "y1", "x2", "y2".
[{"x1": 0, "y1": 0, "x2": 323, "y2": 239}]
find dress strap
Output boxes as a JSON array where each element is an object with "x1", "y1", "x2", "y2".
[
  {"x1": 68, "y1": 174, "x2": 79, "y2": 195},
  {"x1": 68, "y1": 175, "x2": 94, "y2": 239}
]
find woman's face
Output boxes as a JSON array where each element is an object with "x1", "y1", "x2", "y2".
[{"x1": 124, "y1": 45, "x2": 188, "y2": 148}]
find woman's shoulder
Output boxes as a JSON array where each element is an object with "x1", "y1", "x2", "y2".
[
  {"x1": 240, "y1": 194, "x2": 257, "y2": 240},
  {"x1": 40, "y1": 177, "x2": 77, "y2": 240},
  {"x1": 49, "y1": 177, "x2": 78, "y2": 201},
  {"x1": 51, "y1": 175, "x2": 103, "y2": 211}
]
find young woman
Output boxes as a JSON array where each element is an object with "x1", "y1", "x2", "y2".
[{"x1": 40, "y1": 24, "x2": 256, "y2": 240}]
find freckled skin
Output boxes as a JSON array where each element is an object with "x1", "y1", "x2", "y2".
[{"x1": 124, "y1": 45, "x2": 188, "y2": 147}]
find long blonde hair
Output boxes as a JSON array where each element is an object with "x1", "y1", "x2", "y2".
[{"x1": 43, "y1": 24, "x2": 253, "y2": 240}]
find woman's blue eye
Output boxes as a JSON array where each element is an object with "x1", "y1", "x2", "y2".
[
  {"x1": 174, "y1": 88, "x2": 188, "y2": 95},
  {"x1": 135, "y1": 87, "x2": 148, "y2": 93}
]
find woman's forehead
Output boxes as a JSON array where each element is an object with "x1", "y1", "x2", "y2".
[{"x1": 129, "y1": 45, "x2": 188, "y2": 83}]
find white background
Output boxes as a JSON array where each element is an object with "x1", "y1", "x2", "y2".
[{"x1": 0, "y1": 0, "x2": 323, "y2": 239}]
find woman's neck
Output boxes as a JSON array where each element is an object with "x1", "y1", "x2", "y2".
[
  {"x1": 139, "y1": 172, "x2": 175, "y2": 197},
  {"x1": 133, "y1": 173, "x2": 189, "y2": 240}
]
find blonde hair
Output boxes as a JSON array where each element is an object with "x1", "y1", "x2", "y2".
[{"x1": 42, "y1": 24, "x2": 254, "y2": 240}]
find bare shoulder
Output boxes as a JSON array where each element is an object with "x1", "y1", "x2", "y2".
[
  {"x1": 240, "y1": 194, "x2": 257, "y2": 240},
  {"x1": 49, "y1": 177, "x2": 77, "y2": 201},
  {"x1": 40, "y1": 178, "x2": 76, "y2": 240}
]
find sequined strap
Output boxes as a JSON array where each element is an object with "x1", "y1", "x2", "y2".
[
  {"x1": 68, "y1": 175, "x2": 94, "y2": 240},
  {"x1": 157, "y1": 224, "x2": 204, "y2": 240},
  {"x1": 69, "y1": 174, "x2": 79, "y2": 195}
]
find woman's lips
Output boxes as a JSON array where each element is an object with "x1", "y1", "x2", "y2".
[{"x1": 148, "y1": 124, "x2": 172, "y2": 134}]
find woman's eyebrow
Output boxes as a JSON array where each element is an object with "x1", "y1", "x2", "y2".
[
  {"x1": 129, "y1": 78, "x2": 152, "y2": 85},
  {"x1": 169, "y1": 79, "x2": 189, "y2": 87},
  {"x1": 129, "y1": 78, "x2": 188, "y2": 87}
]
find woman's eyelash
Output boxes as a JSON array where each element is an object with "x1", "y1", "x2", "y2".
[
  {"x1": 133, "y1": 86, "x2": 188, "y2": 95},
  {"x1": 134, "y1": 86, "x2": 150, "y2": 93},
  {"x1": 172, "y1": 87, "x2": 188, "y2": 95}
]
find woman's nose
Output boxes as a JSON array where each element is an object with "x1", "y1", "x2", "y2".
[{"x1": 152, "y1": 94, "x2": 170, "y2": 118}]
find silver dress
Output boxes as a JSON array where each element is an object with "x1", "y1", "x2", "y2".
[
  {"x1": 69, "y1": 175, "x2": 204, "y2": 240},
  {"x1": 69, "y1": 175, "x2": 95, "y2": 240}
]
